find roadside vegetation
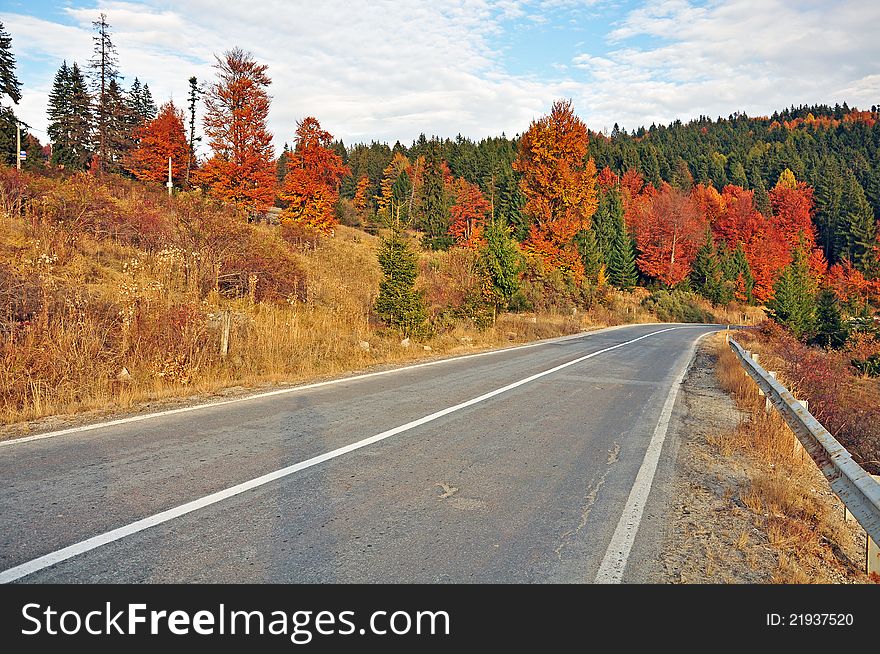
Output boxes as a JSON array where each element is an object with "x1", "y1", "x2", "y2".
[{"x1": 709, "y1": 334, "x2": 869, "y2": 583}]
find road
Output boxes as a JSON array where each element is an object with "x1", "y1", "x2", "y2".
[{"x1": 0, "y1": 323, "x2": 719, "y2": 583}]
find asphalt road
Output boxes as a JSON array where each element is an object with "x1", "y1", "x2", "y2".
[{"x1": 0, "y1": 323, "x2": 719, "y2": 583}]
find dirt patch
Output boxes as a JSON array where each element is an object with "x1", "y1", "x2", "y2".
[{"x1": 655, "y1": 336, "x2": 868, "y2": 583}]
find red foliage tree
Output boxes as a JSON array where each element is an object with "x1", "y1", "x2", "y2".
[
  {"x1": 769, "y1": 174, "x2": 818, "y2": 250},
  {"x1": 195, "y1": 48, "x2": 276, "y2": 213},
  {"x1": 448, "y1": 178, "x2": 490, "y2": 248},
  {"x1": 827, "y1": 259, "x2": 880, "y2": 306},
  {"x1": 279, "y1": 116, "x2": 350, "y2": 234},
  {"x1": 629, "y1": 184, "x2": 706, "y2": 286},
  {"x1": 125, "y1": 101, "x2": 190, "y2": 185},
  {"x1": 712, "y1": 185, "x2": 788, "y2": 302}
]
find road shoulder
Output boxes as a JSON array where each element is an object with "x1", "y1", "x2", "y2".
[{"x1": 629, "y1": 335, "x2": 868, "y2": 583}]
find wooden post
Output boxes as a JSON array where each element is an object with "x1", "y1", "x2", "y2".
[{"x1": 220, "y1": 311, "x2": 231, "y2": 358}]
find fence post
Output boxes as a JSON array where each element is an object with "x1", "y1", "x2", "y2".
[{"x1": 220, "y1": 311, "x2": 231, "y2": 358}]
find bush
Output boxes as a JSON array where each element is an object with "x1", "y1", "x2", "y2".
[{"x1": 641, "y1": 289, "x2": 716, "y2": 323}]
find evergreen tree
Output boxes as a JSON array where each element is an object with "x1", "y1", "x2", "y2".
[
  {"x1": 591, "y1": 189, "x2": 618, "y2": 264},
  {"x1": 89, "y1": 13, "x2": 122, "y2": 173},
  {"x1": 47, "y1": 61, "x2": 92, "y2": 169},
  {"x1": 375, "y1": 225, "x2": 426, "y2": 335},
  {"x1": 0, "y1": 21, "x2": 21, "y2": 104},
  {"x1": 185, "y1": 76, "x2": 201, "y2": 186},
  {"x1": 415, "y1": 139, "x2": 451, "y2": 249},
  {"x1": 728, "y1": 160, "x2": 748, "y2": 188},
  {"x1": 608, "y1": 223, "x2": 638, "y2": 290},
  {"x1": 103, "y1": 78, "x2": 136, "y2": 173},
  {"x1": 813, "y1": 157, "x2": 843, "y2": 261},
  {"x1": 690, "y1": 230, "x2": 725, "y2": 304},
  {"x1": 810, "y1": 287, "x2": 849, "y2": 349},
  {"x1": 276, "y1": 142, "x2": 290, "y2": 186},
  {"x1": 481, "y1": 219, "x2": 524, "y2": 313},
  {"x1": 575, "y1": 228, "x2": 602, "y2": 281},
  {"x1": 724, "y1": 243, "x2": 755, "y2": 304},
  {"x1": 838, "y1": 171, "x2": 877, "y2": 274},
  {"x1": 767, "y1": 244, "x2": 817, "y2": 339}
]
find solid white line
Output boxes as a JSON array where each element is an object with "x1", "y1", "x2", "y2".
[
  {"x1": 593, "y1": 330, "x2": 717, "y2": 584},
  {"x1": 0, "y1": 327, "x2": 680, "y2": 583},
  {"x1": 0, "y1": 323, "x2": 649, "y2": 448}
]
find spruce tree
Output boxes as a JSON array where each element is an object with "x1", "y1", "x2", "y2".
[
  {"x1": 608, "y1": 223, "x2": 638, "y2": 290},
  {"x1": 767, "y1": 244, "x2": 817, "y2": 339},
  {"x1": 185, "y1": 76, "x2": 201, "y2": 186},
  {"x1": 89, "y1": 13, "x2": 121, "y2": 173},
  {"x1": 575, "y1": 228, "x2": 602, "y2": 281},
  {"x1": 47, "y1": 61, "x2": 93, "y2": 169},
  {"x1": 690, "y1": 231, "x2": 724, "y2": 304},
  {"x1": 591, "y1": 189, "x2": 617, "y2": 264},
  {"x1": 0, "y1": 21, "x2": 21, "y2": 104},
  {"x1": 813, "y1": 157, "x2": 843, "y2": 261},
  {"x1": 810, "y1": 287, "x2": 848, "y2": 349},
  {"x1": 838, "y1": 171, "x2": 877, "y2": 274},
  {"x1": 415, "y1": 139, "x2": 450, "y2": 249},
  {"x1": 481, "y1": 219, "x2": 524, "y2": 313},
  {"x1": 725, "y1": 243, "x2": 755, "y2": 304},
  {"x1": 375, "y1": 221, "x2": 426, "y2": 335}
]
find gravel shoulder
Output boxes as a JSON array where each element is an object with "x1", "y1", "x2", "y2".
[{"x1": 649, "y1": 339, "x2": 868, "y2": 584}]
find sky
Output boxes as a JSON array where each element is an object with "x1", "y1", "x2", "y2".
[{"x1": 2, "y1": 0, "x2": 879, "y2": 153}]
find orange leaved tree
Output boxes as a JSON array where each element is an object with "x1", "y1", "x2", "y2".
[
  {"x1": 512, "y1": 99, "x2": 598, "y2": 278},
  {"x1": 448, "y1": 178, "x2": 490, "y2": 248},
  {"x1": 279, "y1": 116, "x2": 350, "y2": 234},
  {"x1": 125, "y1": 101, "x2": 190, "y2": 185},
  {"x1": 629, "y1": 184, "x2": 706, "y2": 286},
  {"x1": 195, "y1": 48, "x2": 276, "y2": 213}
]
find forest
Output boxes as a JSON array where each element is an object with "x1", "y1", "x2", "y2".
[{"x1": 1, "y1": 16, "x2": 879, "y2": 455}]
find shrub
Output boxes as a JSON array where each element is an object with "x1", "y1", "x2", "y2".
[{"x1": 641, "y1": 289, "x2": 716, "y2": 323}]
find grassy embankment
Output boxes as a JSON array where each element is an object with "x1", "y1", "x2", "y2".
[{"x1": 0, "y1": 170, "x2": 760, "y2": 431}]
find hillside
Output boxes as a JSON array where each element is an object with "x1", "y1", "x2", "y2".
[{"x1": 3, "y1": 169, "x2": 756, "y2": 430}]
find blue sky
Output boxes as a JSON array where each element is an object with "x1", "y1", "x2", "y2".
[{"x1": 3, "y1": 1, "x2": 878, "y2": 151}]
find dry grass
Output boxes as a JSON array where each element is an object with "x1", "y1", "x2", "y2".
[
  {"x1": 711, "y1": 334, "x2": 867, "y2": 583},
  {"x1": 0, "y1": 168, "x2": 753, "y2": 433}
]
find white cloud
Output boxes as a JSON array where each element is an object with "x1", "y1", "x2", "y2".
[
  {"x1": 6, "y1": 0, "x2": 576, "y2": 151},
  {"x1": 574, "y1": 0, "x2": 880, "y2": 130},
  {"x1": 4, "y1": 0, "x2": 878, "y2": 154}
]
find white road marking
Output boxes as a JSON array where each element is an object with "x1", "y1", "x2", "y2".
[
  {"x1": 0, "y1": 323, "x2": 650, "y2": 448},
  {"x1": 594, "y1": 330, "x2": 716, "y2": 584},
  {"x1": 0, "y1": 327, "x2": 681, "y2": 583}
]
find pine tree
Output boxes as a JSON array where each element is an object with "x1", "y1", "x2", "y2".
[
  {"x1": 608, "y1": 221, "x2": 638, "y2": 290},
  {"x1": 0, "y1": 21, "x2": 21, "y2": 104},
  {"x1": 185, "y1": 76, "x2": 201, "y2": 186},
  {"x1": 838, "y1": 171, "x2": 877, "y2": 274},
  {"x1": 375, "y1": 222, "x2": 427, "y2": 335},
  {"x1": 47, "y1": 61, "x2": 92, "y2": 169},
  {"x1": 690, "y1": 230, "x2": 725, "y2": 304},
  {"x1": 591, "y1": 189, "x2": 619, "y2": 265},
  {"x1": 415, "y1": 139, "x2": 450, "y2": 249},
  {"x1": 813, "y1": 157, "x2": 843, "y2": 261},
  {"x1": 481, "y1": 219, "x2": 524, "y2": 313},
  {"x1": 89, "y1": 13, "x2": 121, "y2": 174},
  {"x1": 767, "y1": 244, "x2": 817, "y2": 339},
  {"x1": 724, "y1": 243, "x2": 755, "y2": 304},
  {"x1": 810, "y1": 287, "x2": 849, "y2": 349},
  {"x1": 575, "y1": 228, "x2": 602, "y2": 281},
  {"x1": 103, "y1": 79, "x2": 136, "y2": 173}
]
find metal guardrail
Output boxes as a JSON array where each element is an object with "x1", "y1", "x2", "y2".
[{"x1": 729, "y1": 338, "x2": 880, "y2": 547}]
